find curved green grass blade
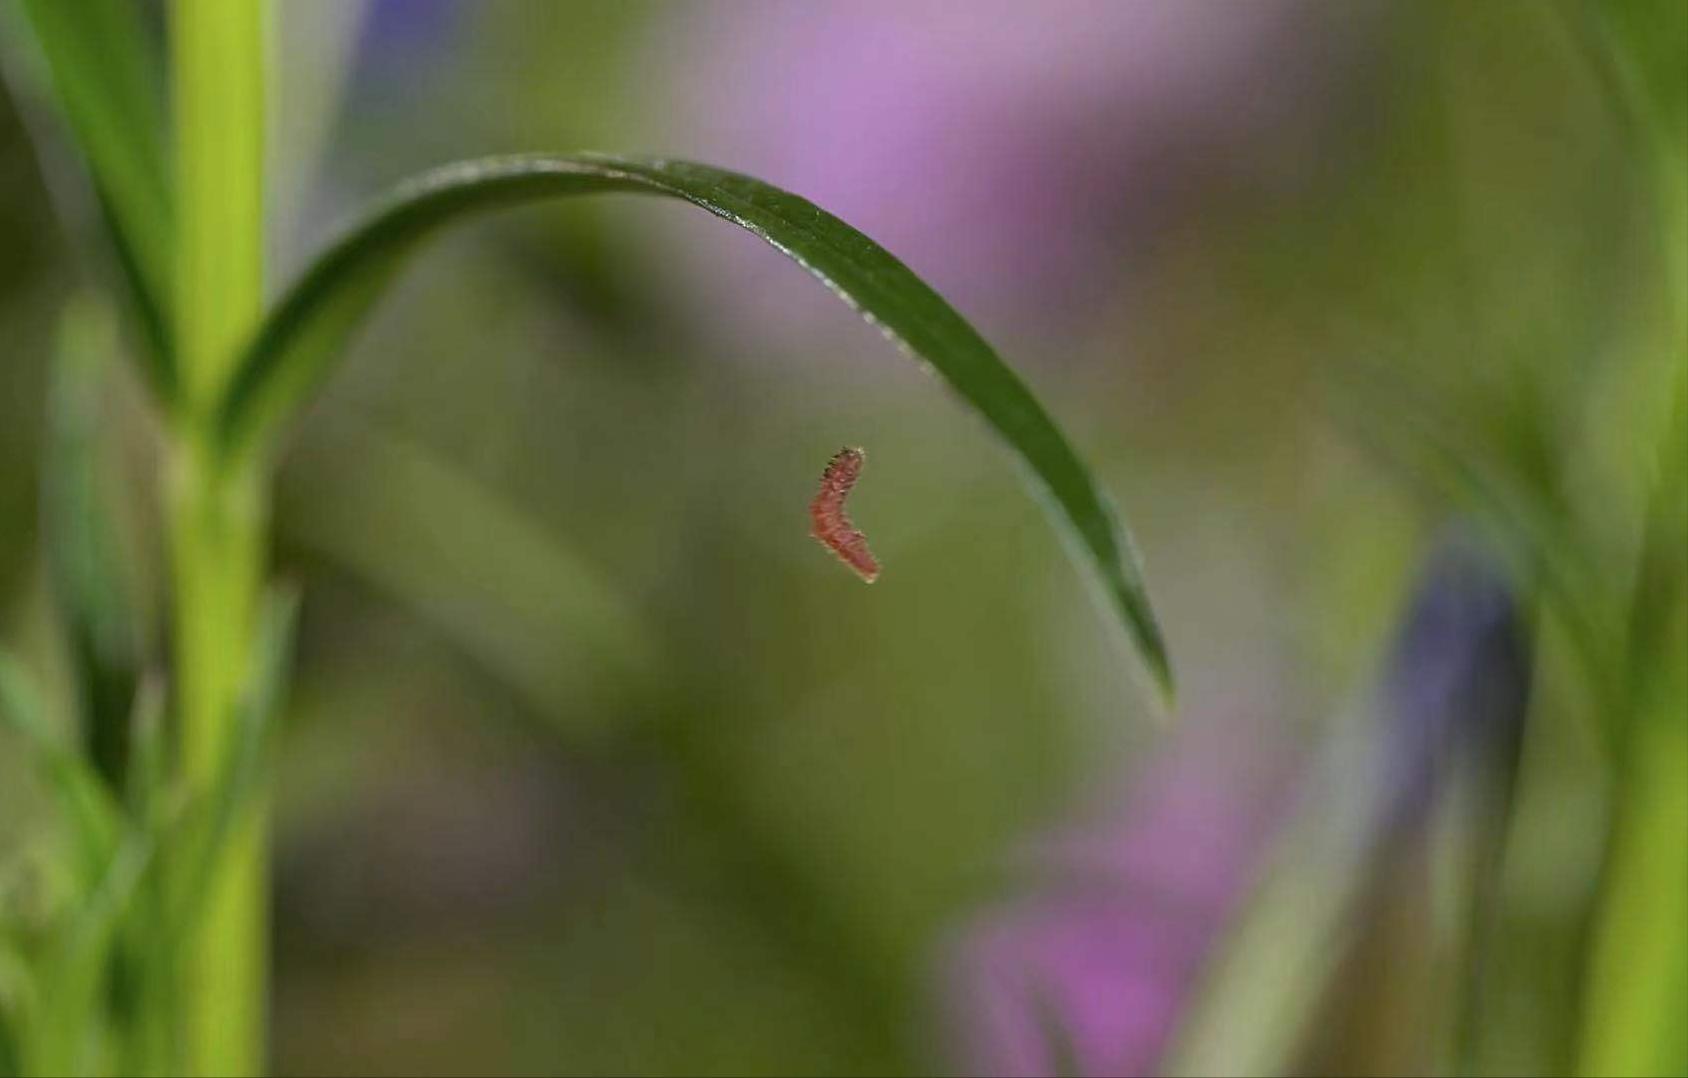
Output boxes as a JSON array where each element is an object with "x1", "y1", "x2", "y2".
[
  {"x1": 217, "y1": 154, "x2": 1173, "y2": 697},
  {"x1": 9, "y1": 0, "x2": 174, "y2": 385}
]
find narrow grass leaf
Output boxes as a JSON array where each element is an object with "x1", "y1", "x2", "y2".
[
  {"x1": 0, "y1": 934, "x2": 30, "y2": 1078},
  {"x1": 1578, "y1": 602, "x2": 1688, "y2": 1078},
  {"x1": 44, "y1": 296, "x2": 146, "y2": 787},
  {"x1": 9, "y1": 0, "x2": 174, "y2": 382},
  {"x1": 122, "y1": 675, "x2": 168, "y2": 828},
  {"x1": 216, "y1": 154, "x2": 1173, "y2": 698},
  {"x1": 1580, "y1": 371, "x2": 1688, "y2": 1077},
  {"x1": 117, "y1": 673, "x2": 180, "y2": 1077}
]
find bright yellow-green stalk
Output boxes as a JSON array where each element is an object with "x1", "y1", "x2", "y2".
[
  {"x1": 1579, "y1": 603, "x2": 1688, "y2": 1077},
  {"x1": 170, "y1": 0, "x2": 269, "y2": 1073}
]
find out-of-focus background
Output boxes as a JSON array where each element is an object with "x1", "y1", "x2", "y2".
[{"x1": 1, "y1": 1, "x2": 1683, "y2": 1075}]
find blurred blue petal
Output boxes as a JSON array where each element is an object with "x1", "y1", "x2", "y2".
[{"x1": 1377, "y1": 532, "x2": 1531, "y2": 833}]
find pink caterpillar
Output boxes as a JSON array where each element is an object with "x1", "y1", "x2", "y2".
[{"x1": 810, "y1": 447, "x2": 880, "y2": 582}]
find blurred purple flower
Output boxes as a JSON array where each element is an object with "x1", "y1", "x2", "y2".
[
  {"x1": 939, "y1": 531, "x2": 1531, "y2": 1077},
  {"x1": 654, "y1": 1, "x2": 1378, "y2": 335},
  {"x1": 941, "y1": 728, "x2": 1293, "y2": 1077},
  {"x1": 357, "y1": 0, "x2": 460, "y2": 62}
]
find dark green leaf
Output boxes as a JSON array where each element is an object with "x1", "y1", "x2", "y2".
[
  {"x1": 0, "y1": 936, "x2": 28, "y2": 1078},
  {"x1": 44, "y1": 296, "x2": 146, "y2": 788},
  {"x1": 1626, "y1": 363, "x2": 1688, "y2": 688},
  {"x1": 10, "y1": 0, "x2": 174, "y2": 386},
  {"x1": 217, "y1": 154, "x2": 1173, "y2": 697},
  {"x1": 122, "y1": 674, "x2": 167, "y2": 828}
]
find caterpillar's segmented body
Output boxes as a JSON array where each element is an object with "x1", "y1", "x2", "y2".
[{"x1": 810, "y1": 447, "x2": 879, "y2": 582}]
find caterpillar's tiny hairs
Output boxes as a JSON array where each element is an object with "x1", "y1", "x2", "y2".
[{"x1": 809, "y1": 446, "x2": 880, "y2": 583}]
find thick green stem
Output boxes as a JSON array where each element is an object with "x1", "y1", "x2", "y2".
[
  {"x1": 168, "y1": 446, "x2": 266, "y2": 1075},
  {"x1": 169, "y1": 0, "x2": 268, "y2": 1073}
]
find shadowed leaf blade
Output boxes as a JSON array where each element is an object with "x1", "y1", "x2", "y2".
[
  {"x1": 10, "y1": 0, "x2": 174, "y2": 384},
  {"x1": 43, "y1": 296, "x2": 147, "y2": 787}
]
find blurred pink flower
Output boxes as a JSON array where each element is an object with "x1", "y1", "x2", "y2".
[
  {"x1": 651, "y1": 1, "x2": 1377, "y2": 336},
  {"x1": 938, "y1": 533, "x2": 1530, "y2": 1077},
  {"x1": 941, "y1": 727, "x2": 1293, "y2": 1077}
]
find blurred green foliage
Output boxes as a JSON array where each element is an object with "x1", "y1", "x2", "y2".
[{"x1": 1, "y1": 1, "x2": 1684, "y2": 1075}]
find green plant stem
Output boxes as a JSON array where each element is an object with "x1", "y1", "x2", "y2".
[
  {"x1": 170, "y1": 0, "x2": 268, "y2": 1073},
  {"x1": 168, "y1": 447, "x2": 266, "y2": 1075}
]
